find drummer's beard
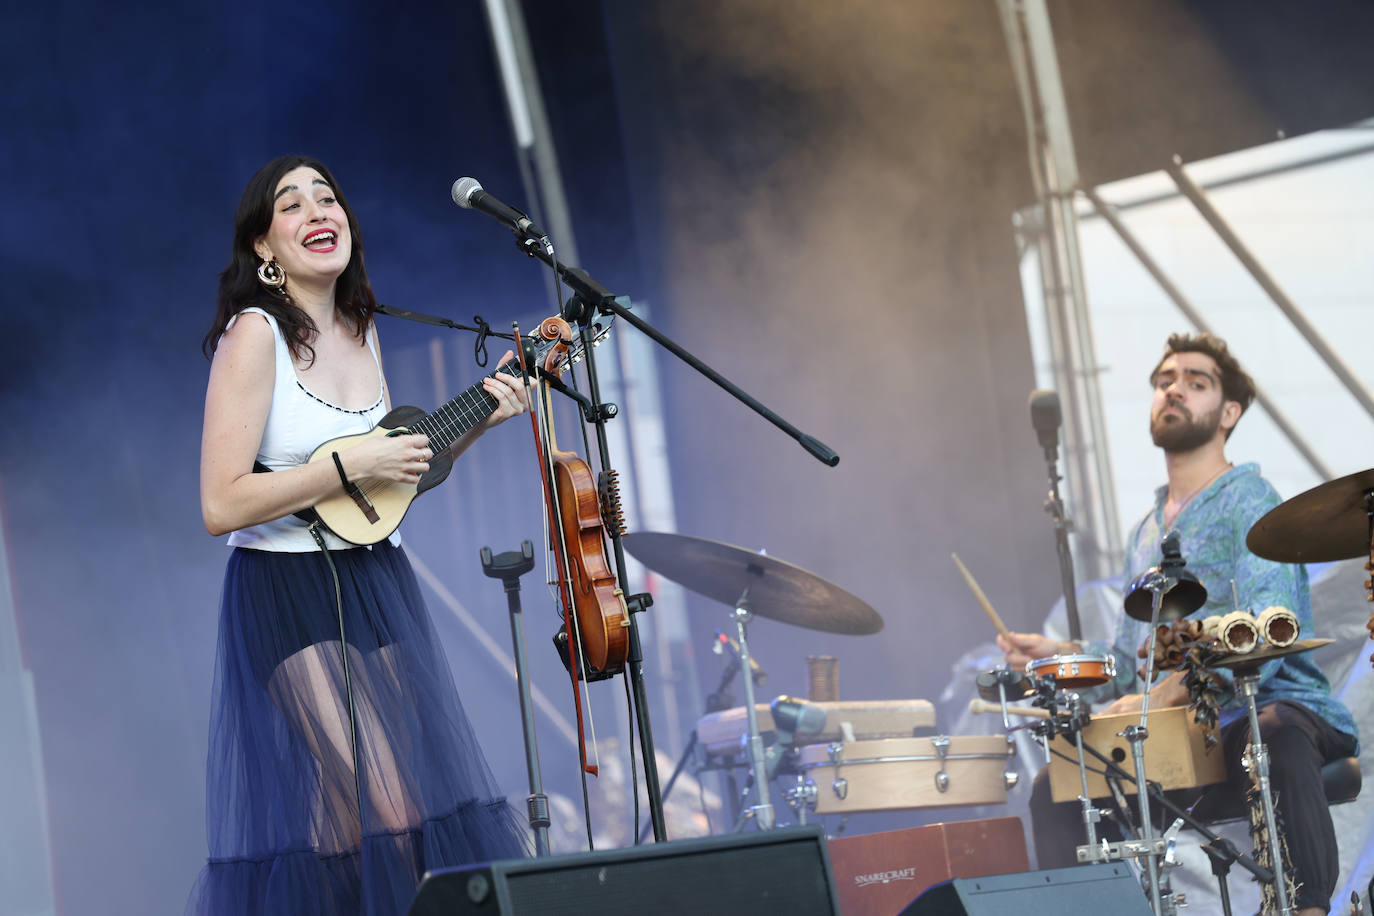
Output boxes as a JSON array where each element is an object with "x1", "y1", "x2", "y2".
[{"x1": 1150, "y1": 402, "x2": 1222, "y2": 453}]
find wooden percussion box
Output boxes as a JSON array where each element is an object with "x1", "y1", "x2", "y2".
[
  {"x1": 1048, "y1": 705, "x2": 1225, "y2": 802},
  {"x1": 827, "y1": 817, "x2": 1028, "y2": 916}
]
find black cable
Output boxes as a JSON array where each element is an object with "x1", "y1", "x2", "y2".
[
  {"x1": 308, "y1": 523, "x2": 366, "y2": 831},
  {"x1": 623, "y1": 671, "x2": 641, "y2": 843},
  {"x1": 1045, "y1": 741, "x2": 1114, "y2": 778}
]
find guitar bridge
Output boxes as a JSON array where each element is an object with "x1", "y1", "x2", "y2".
[{"x1": 348, "y1": 487, "x2": 380, "y2": 524}]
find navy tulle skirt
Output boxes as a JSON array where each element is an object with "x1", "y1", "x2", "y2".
[{"x1": 186, "y1": 543, "x2": 529, "y2": 915}]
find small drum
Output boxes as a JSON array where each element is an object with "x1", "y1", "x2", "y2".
[
  {"x1": 1026, "y1": 653, "x2": 1116, "y2": 689},
  {"x1": 796, "y1": 735, "x2": 1016, "y2": 814}
]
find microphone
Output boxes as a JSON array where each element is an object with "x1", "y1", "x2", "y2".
[
  {"x1": 712, "y1": 630, "x2": 766, "y2": 685},
  {"x1": 450, "y1": 178, "x2": 552, "y2": 252},
  {"x1": 764, "y1": 695, "x2": 827, "y2": 778},
  {"x1": 1029, "y1": 389, "x2": 1061, "y2": 458}
]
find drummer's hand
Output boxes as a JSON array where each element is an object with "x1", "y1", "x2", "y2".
[
  {"x1": 1102, "y1": 672, "x2": 1189, "y2": 715},
  {"x1": 996, "y1": 631, "x2": 1077, "y2": 671},
  {"x1": 1149, "y1": 670, "x2": 1190, "y2": 707},
  {"x1": 1101, "y1": 693, "x2": 1144, "y2": 716}
]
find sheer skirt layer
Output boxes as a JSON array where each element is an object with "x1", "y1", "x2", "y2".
[{"x1": 186, "y1": 543, "x2": 528, "y2": 916}]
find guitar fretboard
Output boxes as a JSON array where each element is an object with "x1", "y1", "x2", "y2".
[{"x1": 407, "y1": 362, "x2": 525, "y2": 453}]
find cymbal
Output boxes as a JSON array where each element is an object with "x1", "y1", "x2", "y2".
[
  {"x1": 622, "y1": 531, "x2": 883, "y2": 635},
  {"x1": 1207, "y1": 638, "x2": 1333, "y2": 671},
  {"x1": 1246, "y1": 467, "x2": 1374, "y2": 563}
]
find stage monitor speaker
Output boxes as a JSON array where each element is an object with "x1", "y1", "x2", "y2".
[
  {"x1": 899, "y1": 863, "x2": 1153, "y2": 916},
  {"x1": 409, "y1": 825, "x2": 839, "y2": 915}
]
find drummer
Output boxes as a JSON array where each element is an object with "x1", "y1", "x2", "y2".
[{"x1": 998, "y1": 332, "x2": 1357, "y2": 916}]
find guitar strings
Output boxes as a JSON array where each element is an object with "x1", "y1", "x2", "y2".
[{"x1": 351, "y1": 365, "x2": 517, "y2": 498}]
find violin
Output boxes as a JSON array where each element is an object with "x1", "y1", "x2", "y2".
[
  {"x1": 549, "y1": 434, "x2": 630, "y2": 679},
  {"x1": 519, "y1": 316, "x2": 630, "y2": 775}
]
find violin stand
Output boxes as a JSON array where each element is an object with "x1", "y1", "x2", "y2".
[{"x1": 481, "y1": 540, "x2": 552, "y2": 857}]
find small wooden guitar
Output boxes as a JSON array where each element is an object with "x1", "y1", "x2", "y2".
[{"x1": 307, "y1": 318, "x2": 599, "y2": 545}]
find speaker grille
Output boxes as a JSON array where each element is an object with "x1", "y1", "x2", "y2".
[{"x1": 505, "y1": 834, "x2": 833, "y2": 914}]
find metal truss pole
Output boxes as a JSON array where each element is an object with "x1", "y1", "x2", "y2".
[{"x1": 998, "y1": 0, "x2": 1122, "y2": 578}]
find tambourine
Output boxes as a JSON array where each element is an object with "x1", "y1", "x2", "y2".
[{"x1": 1026, "y1": 653, "x2": 1117, "y2": 689}]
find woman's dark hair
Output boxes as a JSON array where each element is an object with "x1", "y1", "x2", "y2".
[{"x1": 201, "y1": 155, "x2": 377, "y2": 363}]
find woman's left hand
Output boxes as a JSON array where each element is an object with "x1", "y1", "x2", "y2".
[{"x1": 481, "y1": 351, "x2": 532, "y2": 428}]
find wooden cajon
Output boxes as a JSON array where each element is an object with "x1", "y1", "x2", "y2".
[{"x1": 1048, "y1": 705, "x2": 1225, "y2": 802}]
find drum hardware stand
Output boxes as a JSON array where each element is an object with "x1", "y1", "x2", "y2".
[
  {"x1": 728, "y1": 579, "x2": 775, "y2": 830},
  {"x1": 636, "y1": 641, "x2": 760, "y2": 842},
  {"x1": 1058, "y1": 694, "x2": 1104, "y2": 855},
  {"x1": 1017, "y1": 678, "x2": 1111, "y2": 862},
  {"x1": 480, "y1": 540, "x2": 552, "y2": 856},
  {"x1": 1232, "y1": 665, "x2": 1294, "y2": 916},
  {"x1": 784, "y1": 776, "x2": 817, "y2": 826},
  {"x1": 1118, "y1": 532, "x2": 1209, "y2": 916},
  {"x1": 1125, "y1": 566, "x2": 1177, "y2": 916},
  {"x1": 1071, "y1": 731, "x2": 1275, "y2": 916}
]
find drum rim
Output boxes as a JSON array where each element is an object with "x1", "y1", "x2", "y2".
[{"x1": 1027, "y1": 652, "x2": 1111, "y2": 667}]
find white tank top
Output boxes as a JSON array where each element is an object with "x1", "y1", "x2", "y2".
[{"x1": 225, "y1": 307, "x2": 402, "y2": 552}]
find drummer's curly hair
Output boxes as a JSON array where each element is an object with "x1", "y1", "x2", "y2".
[{"x1": 1150, "y1": 332, "x2": 1256, "y2": 439}]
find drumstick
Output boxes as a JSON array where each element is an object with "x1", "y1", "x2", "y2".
[
  {"x1": 968, "y1": 698, "x2": 1050, "y2": 719},
  {"x1": 952, "y1": 553, "x2": 1012, "y2": 641}
]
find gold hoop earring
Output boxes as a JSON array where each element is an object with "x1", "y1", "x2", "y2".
[{"x1": 256, "y1": 258, "x2": 286, "y2": 290}]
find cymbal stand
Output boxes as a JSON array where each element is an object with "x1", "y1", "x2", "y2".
[
  {"x1": 635, "y1": 648, "x2": 751, "y2": 842},
  {"x1": 1233, "y1": 664, "x2": 1294, "y2": 916},
  {"x1": 728, "y1": 580, "x2": 774, "y2": 830}
]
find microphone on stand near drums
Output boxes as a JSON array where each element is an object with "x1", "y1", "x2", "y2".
[
  {"x1": 764, "y1": 696, "x2": 827, "y2": 779},
  {"x1": 713, "y1": 628, "x2": 767, "y2": 685}
]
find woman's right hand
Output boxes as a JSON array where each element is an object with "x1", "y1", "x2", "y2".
[{"x1": 342, "y1": 432, "x2": 433, "y2": 484}]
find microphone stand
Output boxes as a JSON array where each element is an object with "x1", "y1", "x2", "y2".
[
  {"x1": 518, "y1": 241, "x2": 841, "y2": 467},
  {"x1": 507, "y1": 235, "x2": 843, "y2": 845},
  {"x1": 480, "y1": 540, "x2": 552, "y2": 856},
  {"x1": 1041, "y1": 441, "x2": 1084, "y2": 642}
]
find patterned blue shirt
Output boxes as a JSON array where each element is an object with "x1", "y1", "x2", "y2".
[{"x1": 1085, "y1": 462, "x2": 1357, "y2": 746}]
